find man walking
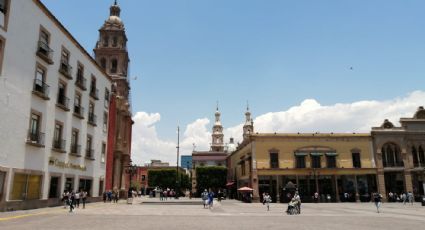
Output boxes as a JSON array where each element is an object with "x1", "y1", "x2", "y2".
[
  {"x1": 373, "y1": 192, "x2": 382, "y2": 213},
  {"x1": 68, "y1": 192, "x2": 75, "y2": 213},
  {"x1": 263, "y1": 193, "x2": 271, "y2": 211},
  {"x1": 82, "y1": 190, "x2": 88, "y2": 209},
  {"x1": 75, "y1": 191, "x2": 80, "y2": 208},
  {"x1": 407, "y1": 191, "x2": 414, "y2": 205},
  {"x1": 201, "y1": 189, "x2": 209, "y2": 209}
]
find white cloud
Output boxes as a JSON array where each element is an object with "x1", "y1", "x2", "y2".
[{"x1": 132, "y1": 91, "x2": 425, "y2": 165}]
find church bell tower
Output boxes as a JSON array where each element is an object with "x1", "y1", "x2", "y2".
[{"x1": 94, "y1": 0, "x2": 130, "y2": 99}]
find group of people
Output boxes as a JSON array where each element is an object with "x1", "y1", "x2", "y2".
[
  {"x1": 387, "y1": 191, "x2": 414, "y2": 204},
  {"x1": 103, "y1": 190, "x2": 120, "y2": 203},
  {"x1": 62, "y1": 190, "x2": 88, "y2": 212},
  {"x1": 158, "y1": 187, "x2": 177, "y2": 200},
  {"x1": 201, "y1": 189, "x2": 215, "y2": 209}
]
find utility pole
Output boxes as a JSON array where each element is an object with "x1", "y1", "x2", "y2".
[{"x1": 176, "y1": 126, "x2": 180, "y2": 198}]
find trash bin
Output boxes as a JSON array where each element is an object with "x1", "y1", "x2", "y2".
[{"x1": 422, "y1": 196, "x2": 425, "y2": 206}]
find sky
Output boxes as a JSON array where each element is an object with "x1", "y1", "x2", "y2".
[{"x1": 42, "y1": 0, "x2": 425, "y2": 165}]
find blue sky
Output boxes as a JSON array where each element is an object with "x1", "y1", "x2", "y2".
[{"x1": 42, "y1": 0, "x2": 425, "y2": 161}]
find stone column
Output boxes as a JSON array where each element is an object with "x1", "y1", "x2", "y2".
[
  {"x1": 334, "y1": 175, "x2": 340, "y2": 202},
  {"x1": 276, "y1": 175, "x2": 280, "y2": 203},
  {"x1": 354, "y1": 175, "x2": 360, "y2": 202},
  {"x1": 404, "y1": 171, "x2": 413, "y2": 193},
  {"x1": 377, "y1": 172, "x2": 387, "y2": 200}
]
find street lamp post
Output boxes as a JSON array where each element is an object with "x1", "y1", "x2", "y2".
[
  {"x1": 176, "y1": 126, "x2": 180, "y2": 199},
  {"x1": 125, "y1": 160, "x2": 137, "y2": 197}
]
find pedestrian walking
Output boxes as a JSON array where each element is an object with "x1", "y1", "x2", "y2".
[
  {"x1": 407, "y1": 191, "x2": 414, "y2": 205},
  {"x1": 402, "y1": 192, "x2": 407, "y2": 205},
  {"x1": 62, "y1": 190, "x2": 69, "y2": 208},
  {"x1": 82, "y1": 190, "x2": 88, "y2": 209},
  {"x1": 75, "y1": 191, "x2": 80, "y2": 208},
  {"x1": 263, "y1": 193, "x2": 271, "y2": 211},
  {"x1": 208, "y1": 189, "x2": 215, "y2": 209},
  {"x1": 373, "y1": 192, "x2": 382, "y2": 213},
  {"x1": 68, "y1": 192, "x2": 75, "y2": 212},
  {"x1": 201, "y1": 189, "x2": 209, "y2": 209}
]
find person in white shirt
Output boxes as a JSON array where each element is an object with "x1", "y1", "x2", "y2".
[{"x1": 263, "y1": 193, "x2": 271, "y2": 211}]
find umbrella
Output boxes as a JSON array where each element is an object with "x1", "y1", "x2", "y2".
[{"x1": 237, "y1": 186, "x2": 254, "y2": 192}]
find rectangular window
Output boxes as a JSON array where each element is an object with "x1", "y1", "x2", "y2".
[
  {"x1": 86, "y1": 136, "x2": 93, "y2": 158},
  {"x1": 270, "y1": 153, "x2": 279, "y2": 168},
  {"x1": 30, "y1": 113, "x2": 40, "y2": 136},
  {"x1": 77, "y1": 64, "x2": 83, "y2": 78},
  {"x1": 34, "y1": 66, "x2": 47, "y2": 94},
  {"x1": 57, "y1": 81, "x2": 68, "y2": 107},
  {"x1": 103, "y1": 112, "x2": 108, "y2": 132},
  {"x1": 48, "y1": 176, "x2": 59, "y2": 198},
  {"x1": 326, "y1": 156, "x2": 336, "y2": 168},
  {"x1": 352, "y1": 152, "x2": 361, "y2": 168},
  {"x1": 104, "y1": 88, "x2": 110, "y2": 108},
  {"x1": 101, "y1": 142, "x2": 106, "y2": 163},
  {"x1": 0, "y1": 171, "x2": 5, "y2": 201},
  {"x1": 296, "y1": 156, "x2": 306, "y2": 168},
  {"x1": 53, "y1": 122, "x2": 62, "y2": 147},
  {"x1": 71, "y1": 129, "x2": 79, "y2": 154},
  {"x1": 10, "y1": 173, "x2": 41, "y2": 200},
  {"x1": 37, "y1": 28, "x2": 53, "y2": 61},
  {"x1": 241, "y1": 161, "x2": 246, "y2": 176},
  {"x1": 39, "y1": 30, "x2": 49, "y2": 45},
  {"x1": 311, "y1": 156, "x2": 321, "y2": 168},
  {"x1": 60, "y1": 49, "x2": 69, "y2": 65}
]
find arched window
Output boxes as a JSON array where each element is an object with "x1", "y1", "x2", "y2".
[
  {"x1": 111, "y1": 59, "x2": 117, "y2": 73},
  {"x1": 112, "y1": 36, "x2": 118, "y2": 47},
  {"x1": 103, "y1": 36, "x2": 109, "y2": 47},
  {"x1": 412, "y1": 146, "x2": 419, "y2": 167},
  {"x1": 100, "y1": 58, "x2": 106, "y2": 69},
  {"x1": 381, "y1": 143, "x2": 403, "y2": 167},
  {"x1": 419, "y1": 146, "x2": 425, "y2": 166}
]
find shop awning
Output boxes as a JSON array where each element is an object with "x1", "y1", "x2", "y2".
[
  {"x1": 237, "y1": 186, "x2": 254, "y2": 192},
  {"x1": 310, "y1": 152, "x2": 323, "y2": 156},
  {"x1": 325, "y1": 152, "x2": 338, "y2": 156},
  {"x1": 226, "y1": 182, "x2": 235, "y2": 187},
  {"x1": 294, "y1": 152, "x2": 308, "y2": 156}
]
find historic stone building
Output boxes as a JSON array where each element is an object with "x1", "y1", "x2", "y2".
[
  {"x1": 93, "y1": 1, "x2": 133, "y2": 194},
  {"x1": 372, "y1": 106, "x2": 425, "y2": 201},
  {"x1": 229, "y1": 107, "x2": 425, "y2": 203}
]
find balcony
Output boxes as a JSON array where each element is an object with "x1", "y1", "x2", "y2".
[
  {"x1": 88, "y1": 113, "x2": 97, "y2": 126},
  {"x1": 75, "y1": 75, "x2": 87, "y2": 91},
  {"x1": 383, "y1": 161, "x2": 404, "y2": 168},
  {"x1": 59, "y1": 62, "x2": 73, "y2": 79},
  {"x1": 32, "y1": 79, "x2": 50, "y2": 100},
  {"x1": 73, "y1": 105, "x2": 85, "y2": 119},
  {"x1": 56, "y1": 94, "x2": 70, "y2": 111},
  {"x1": 90, "y1": 88, "x2": 99, "y2": 100},
  {"x1": 85, "y1": 149, "x2": 95, "y2": 160},
  {"x1": 36, "y1": 41, "x2": 54, "y2": 65},
  {"x1": 26, "y1": 130, "x2": 45, "y2": 147},
  {"x1": 70, "y1": 144, "x2": 81, "y2": 157},
  {"x1": 52, "y1": 139, "x2": 66, "y2": 153}
]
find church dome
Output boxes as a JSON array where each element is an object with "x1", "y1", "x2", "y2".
[{"x1": 107, "y1": 15, "x2": 123, "y2": 25}]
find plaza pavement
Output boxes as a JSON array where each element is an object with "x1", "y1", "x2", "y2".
[{"x1": 0, "y1": 197, "x2": 424, "y2": 230}]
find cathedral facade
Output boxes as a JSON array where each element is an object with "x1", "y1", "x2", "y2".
[{"x1": 93, "y1": 1, "x2": 134, "y2": 194}]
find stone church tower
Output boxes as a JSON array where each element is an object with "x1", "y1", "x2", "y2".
[
  {"x1": 94, "y1": 1, "x2": 133, "y2": 193},
  {"x1": 243, "y1": 105, "x2": 254, "y2": 141},
  {"x1": 211, "y1": 106, "x2": 224, "y2": 152}
]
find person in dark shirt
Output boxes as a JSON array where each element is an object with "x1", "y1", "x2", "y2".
[{"x1": 373, "y1": 192, "x2": 383, "y2": 213}]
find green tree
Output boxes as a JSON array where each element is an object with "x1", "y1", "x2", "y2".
[
  {"x1": 147, "y1": 169, "x2": 190, "y2": 193},
  {"x1": 196, "y1": 166, "x2": 227, "y2": 196}
]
